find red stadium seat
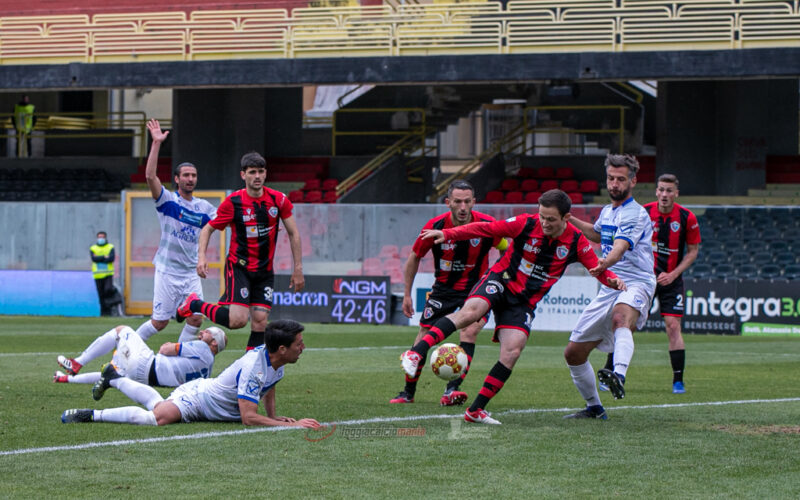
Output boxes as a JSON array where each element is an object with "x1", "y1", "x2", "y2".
[
  {"x1": 379, "y1": 244, "x2": 400, "y2": 259},
  {"x1": 517, "y1": 167, "x2": 536, "y2": 178},
  {"x1": 304, "y1": 190, "x2": 322, "y2": 203},
  {"x1": 483, "y1": 190, "x2": 504, "y2": 203},
  {"x1": 504, "y1": 191, "x2": 523, "y2": 203},
  {"x1": 500, "y1": 178, "x2": 519, "y2": 191},
  {"x1": 524, "y1": 191, "x2": 542, "y2": 204},
  {"x1": 579, "y1": 179, "x2": 600, "y2": 193},
  {"x1": 556, "y1": 167, "x2": 574, "y2": 179},
  {"x1": 535, "y1": 167, "x2": 555, "y2": 179},
  {"x1": 321, "y1": 178, "x2": 339, "y2": 191},
  {"x1": 302, "y1": 178, "x2": 321, "y2": 191},
  {"x1": 322, "y1": 190, "x2": 338, "y2": 203},
  {"x1": 288, "y1": 190, "x2": 304, "y2": 203},
  {"x1": 400, "y1": 244, "x2": 413, "y2": 256},
  {"x1": 539, "y1": 180, "x2": 559, "y2": 192},
  {"x1": 568, "y1": 192, "x2": 584, "y2": 204},
  {"x1": 520, "y1": 179, "x2": 539, "y2": 192},
  {"x1": 560, "y1": 179, "x2": 579, "y2": 192}
]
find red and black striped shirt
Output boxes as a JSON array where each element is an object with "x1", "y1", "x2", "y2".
[
  {"x1": 443, "y1": 213, "x2": 618, "y2": 309},
  {"x1": 644, "y1": 202, "x2": 701, "y2": 275},
  {"x1": 413, "y1": 211, "x2": 500, "y2": 293},
  {"x1": 210, "y1": 187, "x2": 294, "y2": 273}
]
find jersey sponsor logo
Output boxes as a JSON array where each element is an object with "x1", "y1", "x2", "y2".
[
  {"x1": 519, "y1": 257, "x2": 535, "y2": 276},
  {"x1": 670, "y1": 221, "x2": 681, "y2": 232},
  {"x1": 556, "y1": 245, "x2": 568, "y2": 259},
  {"x1": 246, "y1": 225, "x2": 272, "y2": 238},
  {"x1": 243, "y1": 208, "x2": 256, "y2": 222},
  {"x1": 440, "y1": 260, "x2": 452, "y2": 271},
  {"x1": 241, "y1": 287, "x2": 249, "y2": 299},
  {"x1": 470, "y1": 238, "x2": 481, "y2": 247},
  {"x1": 178, "y1": 210, "x2": 203, "y2": 226},
  {"x1": 524, "y1": 243, "x2": 534, "y2": 252},
  {"x1": 264, "y1": 286, "x2": 273, "y2": 301},
  {"x1": 269, "y1": 207, "x2": 278, "y2": 218},
  {"x1": 171, "y1": 225, "x2": 199, "y2": 243},
  {"x1": 441, "y1": 243, "x2": 456, "y2": 251},
  {"x1": 428, "y1": 299, "x2": 442, "y2": 309},
  {"x1": 423, "y1": 307, "x2": 434, "y2": 319}
]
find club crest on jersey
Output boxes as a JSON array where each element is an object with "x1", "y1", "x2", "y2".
[
  {"x1": 269, "y1": 207, "x2": 278, "y2": 218},
  {"x1": 423, "y1": 307, "x2": 434, "y2": 319},
  {"x1": 428, "y1": 299, "x2": 442, "y2": 309},
  {"x1": 470, "y1": 238, "x2": 481, "y2": 247},
  {"x1": 241, "y1": 287, "x2": 249, "y2": 299},
  {"x1": 670, "y1": 221, "x2": 680, "y2": 232},
  {"x1": 556, "y1": 245, "x2": 568, "y2": 259}
]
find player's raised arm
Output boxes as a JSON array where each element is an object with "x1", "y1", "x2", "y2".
[
  {"x1": 145, "y1": 119, "x2": 168, "y2": 200},
  {"x1": 570, "y1": 215, "x2": 601, "y2": 243}
]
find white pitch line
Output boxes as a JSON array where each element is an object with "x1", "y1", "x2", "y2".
[{"x1": 3, "y1": 397, "x2": 799, "y2": 457}]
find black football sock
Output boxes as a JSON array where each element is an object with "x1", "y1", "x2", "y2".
[
  {"x1": 198, "y1": 302, "x2": 230, "y2": 328},
  {"x1": 669, "y1": 349, "x2": 686, "y2": 383},
  {"x1": 468, "y1": 361, "x2": 512, "y2": 413},
  {"x1": 246, "y1": 331, "x2": 265, "y2": 350},
  {"x1": 411, "y1": 317, "x2": 457, "y2": 360},
  {"x1": 403, "y1": 360, "x2": 426, "y2": 397},
  {"x1": 446, "y1": 341, "x2": 475, "y2": 391}
]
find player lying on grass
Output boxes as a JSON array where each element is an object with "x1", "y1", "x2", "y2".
[
  {"x1": 54, "y1": 325, "x2": 225, "y2": 400},
  {"x1": 402, "y1": 189, "x2": 625, "y2": 425},
  {"x1": 62, "y1": 319, "x2": 321, "y2": 429}
]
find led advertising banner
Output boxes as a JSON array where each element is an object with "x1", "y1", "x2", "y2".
[
  {"x1": 644, "y1": 279, "x2": 800, "y2": 336},
  {"x1": 268, "y1": 275, "x2": 392, "y2": 324}
]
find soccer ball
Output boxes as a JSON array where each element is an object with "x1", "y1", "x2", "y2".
[{"x1": 430, "y1": 343, "x2": 468, "y2": 381}]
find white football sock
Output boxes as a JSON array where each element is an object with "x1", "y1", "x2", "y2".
[
  {"x1": 112, "y1": 377, "x2": 164, "y2": 410},
  {"x1": 75, "y1": 328, "x2": 117, "y2": 366},
  {"x1": 67, "y1": 372, "x2": 102, "y2": 384},
  {"x1": 613, "y1": 327, "x2": 634, "y2": 377},
  {"x1": 179, "y1": 323, "x2": 200, "y2": 343},
  {"x1": 96, "y1": 407, "x2": 157, "y2": 426},
  {"x1": 135, "y1": 320, "x2": 160, "y2": 341},
  {"x1": 568, "y1": 361, "x2": 601, "y2": 406}
]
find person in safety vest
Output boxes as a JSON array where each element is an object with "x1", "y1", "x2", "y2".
[
  {"x1": 13, "y1": 94, "x2": 35, "y2": 157},
  {"x1": 90, "y1": 231, "x2": 119, "y2": 316}
]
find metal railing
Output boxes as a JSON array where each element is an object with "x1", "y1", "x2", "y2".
[
  {"x1": 1, "y1": 111, "x2": 171, "y2": 160},
  {"x1": 1, "y1": 2, "x2": 799, "y2": 64}
]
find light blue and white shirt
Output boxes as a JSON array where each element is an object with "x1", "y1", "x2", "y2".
[
  {"x1": 153, "y1": 187, "x2": 216, "y2": 276},
  {"x1": 183, "y1": 345, "x2": 284, "y2": 422},
  {"x1": 154, "y1": 340, "x2": 215, "y2": 387},
  {"x1": 594, "y1": 197, "x2": 656, "y2": 286}
]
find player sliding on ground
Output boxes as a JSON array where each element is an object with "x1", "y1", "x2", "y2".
[
  {"x1": 62, "y1": 320, "x2": 320, "y2": 429},
  {"x1": 400, "y1": 189, "x2": 625, "y2": 425}
]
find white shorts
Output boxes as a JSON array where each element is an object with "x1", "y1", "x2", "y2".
[
  {"x1": 168, "y1": 378, "x2": 207, "y2": 423},
  {"x1": 111, "y1": 327, "x2": 155, "y2": 384},
  {"x1": 569, "y1": 282, "x2": 655, "y2": 353},
  {"x1": 152, "y1": 269, "x2": 204, "y2": 321}
]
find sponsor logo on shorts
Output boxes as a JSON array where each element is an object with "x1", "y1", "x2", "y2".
[
  {"x1": 428, "y1": 299, "x2": 442, "y2": 309},
  {"x1": 269, "y1": 207, "x2": 278, "y2": 218},
  {"x1": 241, "y1": 288, "x2": 249, "y2": 299},
  {"x1": 671, "y1": 221, "x2": 680, "y2": 232},
  {"x1": 556, "y1": 245, "x2": 568, "y2": 259},
  {"x1": 264, "y1": 286, "x2": 273, "y2": 301},
  {"x1": 423, "y1": 307, "x2": 434, "y2": 319}
]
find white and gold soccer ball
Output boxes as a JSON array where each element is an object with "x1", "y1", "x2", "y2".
[{"x1": 430, "y1": 343, "x2": 468, "y2": 381}]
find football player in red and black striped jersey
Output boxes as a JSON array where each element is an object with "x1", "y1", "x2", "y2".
[
  {"x1": 178, "y1": 152, "x2": 305, "y2": 350},
  {"x1": 401, "y1": 189, "x2": 625, "y2": 424},
  {"x1": 391, "y1": 180, "x2": 507, "y2": 406}
]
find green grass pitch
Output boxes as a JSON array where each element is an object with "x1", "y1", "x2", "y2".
[{"x1": 1, "y1": 315, "x2": 799, "y2": 498}]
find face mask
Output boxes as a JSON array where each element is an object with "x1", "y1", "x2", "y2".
[{"x1": 97, "y1": 238, "x2": 107, "y2": 246}]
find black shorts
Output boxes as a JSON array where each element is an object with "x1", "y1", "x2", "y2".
[
  {"x1": 655, "y1": 277, "x2": 685, "y2": 317},
  {"x1": 468, "y1": 271, "x2": 535, "y2": 341},
  {"x1": 420, "y1": 286, "x2": 491, "y2": 328},
  {"x1": 220, "y1": 260, "x2": 275, "y2": 309}
]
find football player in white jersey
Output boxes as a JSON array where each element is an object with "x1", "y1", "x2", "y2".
[
  {"x1": 135, "y1": 120, "x2": 219, "y2": 341},
  {"x1": 61, "y1": 320, "x2": 320, "y2": 429},
  {"x1": 562, "y1": 154, "x2": 656, "y2": 419},
  {"x1": 54, "y1": 325, "x2": 225, "y2": 396}
]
